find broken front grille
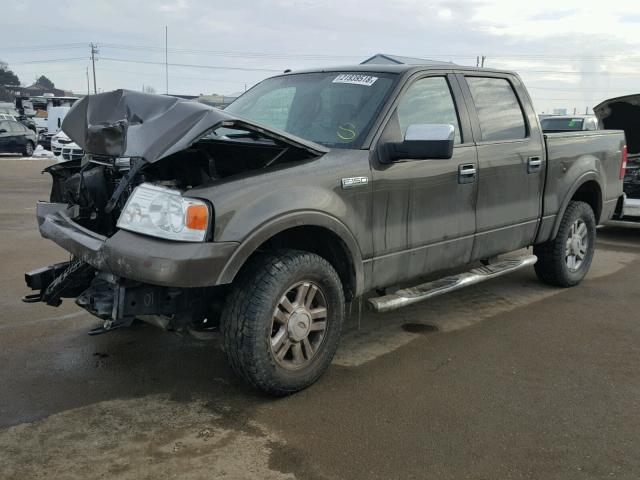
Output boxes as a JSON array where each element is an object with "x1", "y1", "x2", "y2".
[{"x1": 61, "y1": 147, "x2": 84, "y2": 161}]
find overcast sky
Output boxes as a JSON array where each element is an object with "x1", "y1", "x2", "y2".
[{"x1": 1, "y1": 0, "x2": 639, "y2": 113}]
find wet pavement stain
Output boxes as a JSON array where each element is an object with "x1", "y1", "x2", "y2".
[
  {"x1": 0, "y1": 395, "x2": 295, "y2": 480},
  {"x1": 401, "y1": 322, "x2": 439, "y2": 334}
]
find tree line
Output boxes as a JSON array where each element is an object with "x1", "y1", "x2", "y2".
[{"x1": 1, "y1": 60, "x2": 55, "y2": 101}]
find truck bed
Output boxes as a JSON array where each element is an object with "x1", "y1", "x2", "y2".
[{"x1": 536, "y1": 130, "x2": 625, "y2": 239}]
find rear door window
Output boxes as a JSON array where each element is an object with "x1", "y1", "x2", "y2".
[
  {"x1": 466, "y1": 77, "x2": 527, "y2": 142},
  {"x1": 540, "y1": 117, "x2": 585, "y2": 131}
]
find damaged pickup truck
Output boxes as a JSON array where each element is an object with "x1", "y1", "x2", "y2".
[{"x1": 25, "y1": 65, "x2": 625, "y2": 395}]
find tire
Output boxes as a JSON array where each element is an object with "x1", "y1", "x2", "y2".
[
  {"x1": 533, "y1": 201, "x2": 596, "y2": 287},
  {"x1": 221, "y1": 250, "x2": 344, "y2": 396},
  {"x1": 22, "y1": 141, "x2": 34, "y2": 157}
]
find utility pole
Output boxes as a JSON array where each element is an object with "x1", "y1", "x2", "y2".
[
  {"x1": 90, "y1": 43, "x2": 99, "y2": 94},
  {"x1": 86, "y1": 67, "x2": 90, "y2": 95},
  {"x1": 165, "y1": 26, "x2": 169, "y2": 95}
]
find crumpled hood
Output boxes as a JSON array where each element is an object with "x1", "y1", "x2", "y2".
[
  {"x1": 594, "y1": 94, "x2": 640, "y2": 155},
  {"x1": 61, "y1": 89, "x2": 328, "y2": 162}
]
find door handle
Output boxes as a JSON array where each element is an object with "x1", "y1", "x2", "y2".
[
  {"x1": 458, "y1": 164, "x2": 477, "y2": 184},
  {"x1": 528, "y1": 156, "x2": 542, "y2": 174}
]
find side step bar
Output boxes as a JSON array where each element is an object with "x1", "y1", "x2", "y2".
[{"x1": 368, "y1": 255, "x2": 537, "y2": 313}]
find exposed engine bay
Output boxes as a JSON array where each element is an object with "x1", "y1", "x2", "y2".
[{"x1": 45, "y1": 135, "x2": 317, "y2": 237}]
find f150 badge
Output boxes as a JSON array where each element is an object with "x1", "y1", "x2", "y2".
[{"x1": 341, "y1": 176, "x2": 369, "y2": 189}]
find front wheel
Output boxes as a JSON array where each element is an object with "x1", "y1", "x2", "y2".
[
  {"x1": 534, "y1": 200, "x2": 596, "y2": 287},
  {"x1": 22, "y1": 141, "x2": 34, "y2": 157},
  {"x1": 221, "y1": 250, "x2": 344, "y2": 396}
]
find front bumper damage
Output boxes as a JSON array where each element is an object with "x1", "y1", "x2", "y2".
[
  {"x1": 25, "y1": 202, "x2": 239, "y2": 332},
  {"x1": 34, "y1": 202, "x2": 238, "y2": 287}
]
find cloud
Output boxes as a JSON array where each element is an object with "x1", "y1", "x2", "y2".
[
  {"x1": 0, "y1": 0, "x2": 637, "y2": 113},
  {"x1": 529, "y1": 9, "x2": 578, "y2": 21},
  {"x1": 159, "y1": 0, "x2": 190, "y2": 13}
]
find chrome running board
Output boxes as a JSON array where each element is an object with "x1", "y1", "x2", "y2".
[{"x1": 368, "y1": 255, "x2": 538, "y2": 313}]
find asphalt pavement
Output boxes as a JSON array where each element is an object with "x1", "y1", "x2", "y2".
[{"x1": 1, "y1": 157, "x2": 639, "y2": 479}]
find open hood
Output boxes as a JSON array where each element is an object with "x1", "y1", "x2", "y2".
[
  {"x1": 61, "y1": 89, "x2": 328, "y2": 163},
  {"x1": 594, "y1": 94, "x2": 640, "y2": 155}
]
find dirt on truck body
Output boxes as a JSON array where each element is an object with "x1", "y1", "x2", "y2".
[{"x1": 25, "y1": 64, "x2": 625, "y2": 395}]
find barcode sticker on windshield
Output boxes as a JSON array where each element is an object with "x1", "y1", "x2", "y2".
[{"x1": 332, "y1": 74, "x2": 378, "y2": 86}]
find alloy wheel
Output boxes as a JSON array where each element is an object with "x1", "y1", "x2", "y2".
[
  {"x1": 565, "y1": 218, "x2": 588, "y2": 272},
  {"x1": 270, "y1": 281, "x2": 328, "y2": 370}
]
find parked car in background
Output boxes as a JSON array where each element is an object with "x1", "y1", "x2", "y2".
[
  {"x1": 25, "y1": 65, "x2": 625, "y2": 395},
  {"x1": 595, "y1": 94, "x2": 640, "y2": 220},
  {"x1": 0, "y1": 119, "x2": 37, "y2": 156},
  {"x1": 38, "y1": 132, "x2": 52, "y2": 151},
  {"x1": 1, "y1": 102, "x2": 37, "y2": 132},
  {"x1": 540, "y1": 114, "x2": 599, "y2": 132},
  {"x1": 0, "y1": 113, "x2": 18, "y2": 121},
  {"x1": 0, "y1": 102, "x2": 20, "y2": 120},
  {"x1": 51, "y1": 130, "x2": 83, "y2": 160},
  {"x1": 39, "y1": 106, "x2": 73, "y2": 152},
  {"x1": 19, "y1": 116, "x2": 37, "y2": 133}
]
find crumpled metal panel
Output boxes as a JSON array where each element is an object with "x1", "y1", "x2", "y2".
[{"x1": 62, "y1": 89, "x2": 328, "y2": 163}]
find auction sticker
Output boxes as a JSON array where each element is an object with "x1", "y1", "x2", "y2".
[{"x1": 332, "y1": 74, "x2": 378, "y2": 86}]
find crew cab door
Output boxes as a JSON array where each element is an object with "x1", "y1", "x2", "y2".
[
  {"x1": 369, "y1": 73, "x2": 478, "y2": 289},
  {"x1": 458, "y1": 73, "x2": 545, "y2": 259}
]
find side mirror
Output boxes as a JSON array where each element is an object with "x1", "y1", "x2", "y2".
[
  {"x1": 383, "y1": 124, "x2": 455, "y2": 163},
  {"x1": 0, "y1": 129, "x2": 7, "y2": 134}
]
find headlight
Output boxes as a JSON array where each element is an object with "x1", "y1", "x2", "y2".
[{"x1": 117, "y1": 183, "x2": 210, "y2": 242}]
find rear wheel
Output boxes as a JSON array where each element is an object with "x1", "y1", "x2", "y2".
[
  {"x1": 22, "y1": 141, "x2": 34, "y2": 157},
  {"x1": 534, "y1": 201, "x2": 596, "y2": 287},
  {"x1": 221, "y1": 250, "x2": 344, "y2": 396}
]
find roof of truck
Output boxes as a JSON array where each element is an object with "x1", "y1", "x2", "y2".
[{"x1": 284, "y1": 63, "x2": 517, "y2": 76}]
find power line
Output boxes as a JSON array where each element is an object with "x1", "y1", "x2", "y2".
[
  {"x1": 97, "y1": 44, "x2": 640, "y2": 62},
  {"x1": 99, "y1": 57, "x2": 282, "y2": 72},
  {"x1": 8, "y1": 57, "x2": 87, "y2": 64},
  {"x1": 0, "y1": 43, "x2": 87, "y2": 52},
  {"x1": 518, "y1": 69, "x2": 640, "y2": 76},
  {"x1": 527, "y1": 85, "x2": 630, "y2": 91},
  {"x1": 98, "y1": 43, "x2": 363, "y2": 60},
  {"x1": 4, "y1": 41, "x2": 640, "y2": 63},
  {"x1": 96, "y1": 67, "x2": 249, "y2": 84}
]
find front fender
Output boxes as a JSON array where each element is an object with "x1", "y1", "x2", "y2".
[{"x1": 215, "y1": 211, "x2": 365, "y2": 296}]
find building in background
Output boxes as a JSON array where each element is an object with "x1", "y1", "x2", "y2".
[
  {"x1": 361, "y1": 53, "x2": 456, "y2": 66},
  {"x1": 197, "y1": 94, "x2": 238, "y2": 109}
]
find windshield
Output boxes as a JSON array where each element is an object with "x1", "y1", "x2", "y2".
[
  {"x1": 541, "y1": 117, "x2": 585, "y2": 131},
  {"x1": 225, "y1": 72, "x2": 397, "y2": 148}
]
